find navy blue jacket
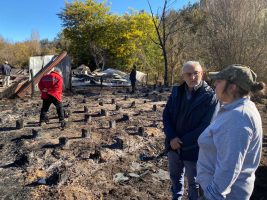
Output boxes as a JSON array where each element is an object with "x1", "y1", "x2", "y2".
[
  {"x1": 1, "y1": 64, "x2": 11, "y2": 76},
  {"x1": 129, "y1": 69, "x2": 136, "y2": 83},
  {"x1": 163, "y1": 81, "x2": 218, "y2": 161}
]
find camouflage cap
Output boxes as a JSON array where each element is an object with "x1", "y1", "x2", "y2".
[{"x1": 209, "y1": 64, "x2": 257, "y2": 91}]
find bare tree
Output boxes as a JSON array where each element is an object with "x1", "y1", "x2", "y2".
[
  {"x1": 201, "y1": 0, "x2": 267, "y2": 79},
  {"x1": 147, "y1": 0, "x2": 181, "y2": 86},
  {"x1": 90, "y1": 42, "x2": 106, "y2": 71}
]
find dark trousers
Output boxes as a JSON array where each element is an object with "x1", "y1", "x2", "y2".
[
  {"x1": 168, "y1": 150, "x2": 199, "y2": 200},
  {"x1": 40, "y1": 95, "x2": 64, "y2": 122},
  {"x1": 131, "y1": 81, "x2": 136, "y2": 93}
]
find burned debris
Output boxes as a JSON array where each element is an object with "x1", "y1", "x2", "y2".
[{"x1": 0, "y1": 85, "x2": 266, "y2": 199}]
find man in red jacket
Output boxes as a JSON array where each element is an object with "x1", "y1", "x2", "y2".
[{"x1": 38, "y1": 68, "x2": 65, "y2": 128}]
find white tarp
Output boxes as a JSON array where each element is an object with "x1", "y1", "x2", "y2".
[
  {"x1": 95, "y1": 68, "x2": 147, "y2": 83},
  {"x1": 135, "y1": 71, "x2": 147, "y2": 83},
  {"x1": 72, "y1": 67, "x2": 146, "y2": 87}
]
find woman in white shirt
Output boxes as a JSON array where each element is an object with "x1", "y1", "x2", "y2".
[{"x1": 196, "y1": 65, "x2": 265, "y2": 200}]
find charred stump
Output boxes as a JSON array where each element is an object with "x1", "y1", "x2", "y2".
[
  {"x1": 84, "y1": 114, "x2": 92, "y2": 123},
  {"x1": 16, "y1": 119, "x2": 24, "y2": 129},
  {"x1": 101, "y1": 109, "x2": 109, "y2": 116},
  {"x1": 109, "y1": 120, "x2": 116, "y2": 129},
  {"x1": 81, "y1": 128, "x2": 90, "y2": 138},
  {"x1": 84, "y1": 106, "x2": 89, "y2": 113}
]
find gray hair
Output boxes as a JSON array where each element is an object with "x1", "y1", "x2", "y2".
[
  {"x1": 53, "y1": 67, "x2": 63, "y2": 77},
  {"x1": 182, "y1": 61, "x2": 202, "y2": 74}
]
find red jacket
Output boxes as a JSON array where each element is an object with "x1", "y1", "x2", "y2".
[{"x1": 38, "y1": 71, "x2": 63, "y2": 102}]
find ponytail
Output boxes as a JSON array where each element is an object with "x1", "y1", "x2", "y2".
[{"x1": 251, "y1": 82, "x2": 265, "y2": 93}]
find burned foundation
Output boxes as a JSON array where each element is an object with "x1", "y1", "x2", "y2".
[{"x1": 0, "y1": 86, "x2": 264, "y2": 200}]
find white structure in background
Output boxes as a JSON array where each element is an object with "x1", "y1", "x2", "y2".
[
  {"x1": 72, "y1": 67, "x2": 147, "y2": 87},
  {"x1": 73, "y1": 64, "x2": 91, "y2": 75},
  {"x1": 135, "y1": 71, "x2": 147, "y2": 83},
  {"x1": 29, "y1": 55, "x2": 72, "y2": 90}
]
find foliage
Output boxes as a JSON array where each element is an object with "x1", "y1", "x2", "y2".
[
  {"x1": 200, "y1": 0, "x2": 267, "y2": 81},
  {"x1": 0, "y1": 33, "x2": 63, "y2": 68},
  {"x1": 58, "y1": 0, "x2": 162, "y2": 75}
]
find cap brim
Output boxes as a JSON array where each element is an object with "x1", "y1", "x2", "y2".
[{"x1": 208, "y1": 72, "x2": 221, "y2": 80}]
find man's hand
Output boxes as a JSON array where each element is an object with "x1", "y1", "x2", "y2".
[{"x1": 170, "y1": 137, "x2": 182, "y2": 150}]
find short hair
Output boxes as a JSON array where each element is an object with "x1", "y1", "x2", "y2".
[
  {"x1": 182, "y1": 61, "x2": 202, "y2": 74},
  {"x1": 53, "y1": 68, "x2": 63, "y2": 77}
]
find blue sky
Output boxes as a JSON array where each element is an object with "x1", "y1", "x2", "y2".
[{"x1": 0, "y1": 0, "x2": 197, "y2": 42}]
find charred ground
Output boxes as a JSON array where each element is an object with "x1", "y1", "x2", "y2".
[{"x1": 0, "y1": 87, "x2": 266, "y2": 200}]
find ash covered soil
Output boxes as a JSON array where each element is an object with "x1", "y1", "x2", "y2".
[{"x1": 0, "y1": 87, "x2": 266, "y2": 200}]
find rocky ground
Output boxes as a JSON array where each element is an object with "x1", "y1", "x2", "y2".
[{"x1": 0, "y1": 86, "x2": 266, "y2": 200}]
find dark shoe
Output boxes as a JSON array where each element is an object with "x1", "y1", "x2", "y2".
[
  {"x1": 44, "y1": 118, "x2": 49, "y2": 124},
  {"x1": 60, "y1": 120, "x2": 66, "y2": 128}
]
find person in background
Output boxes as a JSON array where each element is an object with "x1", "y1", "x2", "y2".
[
  {"x1": 129, "y1": 65, "x2": 137, "y2": 93},
  {"x1": 1, "y1": 61, "x2": 11, "y2": 87},
  {"x1": 197, "y1": 65, "x2": 265, "y2": 200},
  {"x1": 163, "y1": 61, "x2": 218, "y2": 200},
  {"x1": 38, "y1": 68, "x2": 66, "y2": 128}
]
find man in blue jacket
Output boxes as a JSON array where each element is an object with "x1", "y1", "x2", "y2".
[
  {"x1": 163, "y1": 61, "x2": 218, "y2": 200},
  {"x1": 129, "y1": 65, "x2": 137, "y2": 93},
  {"x1": 1, "y1": 61, "x2": 11, "y2": 87}
]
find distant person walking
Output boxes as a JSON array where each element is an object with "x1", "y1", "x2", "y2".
[
  {"x1": 197, "y1": 65, "x2": 265, "y2": 200},
  {"x1": 1, "y1": 61, "x2": 11, "y2": 87},
  {"x1": 163, "y1": 61, "x2": 218, "y2": 200},
  {"x1": 38, "y1": 68, "x2": 66, "y2": 128},
  {"x1": 129, "y1": 65, "x2": 137, "y2": 93}
]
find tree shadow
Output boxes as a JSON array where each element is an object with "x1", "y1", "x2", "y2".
[
  {"x1": 102, "y1": 137, "x2": 124, "y2": 150},
  {"x1": 41, "y1": 143, "x2": 61, "y2": 149},
  {"x1": 72, "y1": 119, "x2": 84, "y2": 123},
  {"x1": 0, "y1": 154, "x2": 29, "y2": 169},
  {"x1": 11, "y1": 134, "x2": 35, "y2": 141},
  {"x1": 72, "y1": 110, "x2": 85, "y2": 114},
  {"x1": 0, "y1": 127, "x2": 17, "y2": 132}
]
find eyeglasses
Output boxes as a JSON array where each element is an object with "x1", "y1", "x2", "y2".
[{"x1": 183, "y1": 71, "x2": 202, "y2": 78}]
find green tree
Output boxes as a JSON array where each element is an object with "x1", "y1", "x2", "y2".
[
  {"x1": 58, "y1": 0, "x2": 162, "y2": 75},
  {"x1": 58, "y1": 0, "x2": 110, "y2": 67}
]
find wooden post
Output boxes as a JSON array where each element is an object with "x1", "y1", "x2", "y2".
[
  {"x1": 59, "y1": 137, "x2": 68, "y2": 146},
  {"x1": 109, "y1": 120, "x2": 116, "y2": 129},
  {"x1": 81, "y1": 128, "x2": 90, "y2": 138},
  {"x1": 122, "y1": 114, "x2": 130, "y2": 121},
  {"x1": 84, "y1": 114, "x2": 91, "y2": 123},
  {"x1": 138, "y1": 127, "x2": 145, "y2": 136},
  {"x1": 32, "y1": 129, "x2": 39, "y2": 138},
  {"x1": 101, "y1": 109, "x2": 109, "y2": 116},
  {"x1": 115, "y1": 104, "x2": 121, "y2": 111},
  {"x1": 16, "y1": 119, "x2": 24, "y2": 129},
  {"x1": 84, "y1": 106, "x2": 89, "y2": 113},
  {"x1": 30, "y1": 69, "x2": 35, "y2": 98},
  {"x1": 130, "y1": 101, "x2": 135, "y2": 108},
  {"x1": 152, "y1": 105, "x2": 157, "y2": 112}
]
